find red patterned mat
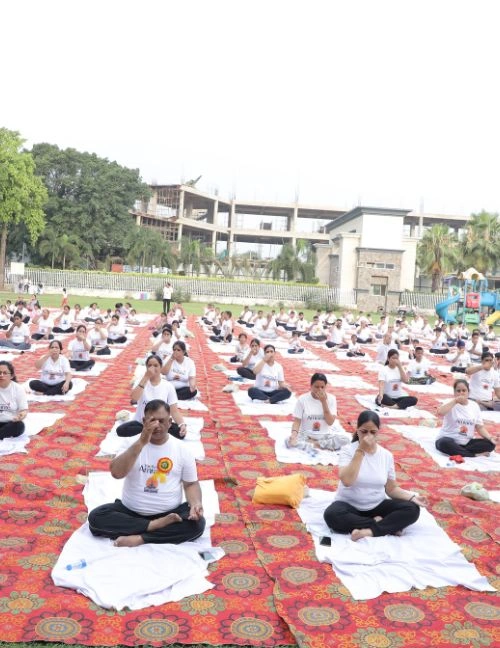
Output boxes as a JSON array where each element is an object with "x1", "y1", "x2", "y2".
[{"x1": 0, "y1": 319, "x2": 498, "y2": 647}]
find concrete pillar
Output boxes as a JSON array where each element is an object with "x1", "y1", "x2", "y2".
[
  {"x1": 210, "y1": 199, "x2": 218, "y2": 225},
  {"x1": 177, "y1": 222, "x2": 183, "y2": 242},
  {"x1": 291, "y1": 205, "x2": 298, "y2": 248},
  {"x1": 418, "y1": 214, "x2": 423, "y2": 238},
  {"x1": 228, "y1": 231, "x2": 234, "y2": 257},
  {"x1": 227, "y1": 201, "x2": 235, "y2": 257},
  {"x1": 211, "y1": 230, "x2": 217, "y2": 254},
  {"x1": 177, "y1": 189, "x2": 185, "y2": 220}
]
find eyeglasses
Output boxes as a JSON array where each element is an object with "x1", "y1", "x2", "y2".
[{"x1": 0, "y1": 371, "x2": 12, "y2": 376}]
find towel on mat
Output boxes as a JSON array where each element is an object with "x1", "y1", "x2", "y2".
[
  {"x1": 231, "y1": 390, "x2": 297, "y2": 416},
  {"x1": 261, "y1": 419, "x2": 351, "y2": 466},
  {"x1": 73, "y1": 361, "x2": 109, "y2": 377},
  {"x1": 24, "y1": 377, "x2": 88, "y2": 402},
  {"x1": 405, "y1": 381, "x2": 454, "y2": 395},
  {"x1": 355, "y1": 394, "x2": 436, "y2": 419},
  {"x1": 297, "y1": 488, "x2": 495, "y2": 600},
  {"x1": 280, "y1": 349, "x2": 319, "y2": 360},
  {"x1": 97, "y1": 416, "x2": 205, "y2": 460},
  {"x1": 52, "y1": 474, "x2": 223, "y2": 610},
  {"x1": 389, "y1": 424, "x2": 500, "y2": 472},
  {"x1": 324, "y1": 374, "x2": 374, "y2": 390},
  {"x1": 0, "y1": 412, "x2": 65, "y2": 456}
]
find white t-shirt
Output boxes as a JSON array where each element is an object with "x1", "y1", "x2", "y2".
[
  {"x1": 121, "y1": 437, "x2": 198, "y2": 515},
  {"x1": 163, "y1": 286, "x2": 173, "y2": 299},
  {"x1": 87, "y1": 328, "x2": 107, "y2": 347},
  {"x1": 466, "y1": 339, "x2": 484, "y2": 356},
  {"x1": 134, "y1": 380, "x2": 178, "y2": 422},
  {"x1": 57, "y1": 313, "x2": 73, "y2": 330},
  {"x1": 36, "y1": 316, "x2": 53, "y2": 335},
  {"x1": 245, "y1": 349, "x2": 264, "y2": 370},
  {"x1": 450, "y1": 350, "x2": 470, "y2": 368},
  {"x1": 155, "y1": 341, "x2": 173, "y2": 362},
  {"x1": 357, "y1": 327, "x2": 372, "y2": 342},
  {"x1": 295, "y1": 318, "x2": 308, "y2": 332},
  {"x1": 0, "y1": 311, "x2": 10, "y2": 325},
  {"x1": 233, "y1": 341, "x2": 249, "y2": 361},
  {"x1": 432, "y1": 332, "x2": 448, "y2": 349},
  {"x1": 40, "y1": 356, "x2": 71, "y2": 385},
  {"x1": 336, "y1": 442, "x2": 395, "y2": 510},
  {"x1": 255, "y1": 361, "x2": 284, "y2": 392},
  {"x1": 165, "y1": 356, "x2": 196, "y2": 389},
  {"x1": 108, "y1": 323, "x2": 125, "y2": 340},
  {"x1": 10, "y1": 323, "x2": 30, "y2": 344},
  {"x1": 293, "y1": 392, "x2": 337, "y2": 437},
  {"x1": 378, "y1": 365, "x2": 405, "y2": 398},
  {"x1": 220, "y1": 319, "x2": 233, "y2": 338},
  {"x1": 469, "y1": 368, "x2": 500, "y2": 401},
  {"x1": 406, "y1": 358, "x2": 431, "y2": 378},
  {"x1": 329, "y1": 327, "x2": 344, "y2": 345},
  {"x1": 437, "y1": 400, "x2": 483, "y2": 445},
  {"x1": 68, "y1": 339, "x2": 90, "y2": 362},
  {"x1": 0, "y1": 382, "x2": 28, "y2": 422}
]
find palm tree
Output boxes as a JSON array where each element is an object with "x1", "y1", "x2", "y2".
[
  {"x1": 38, "y1": 226, "x2": 59, "y2": 268},
  {"x1": 460, "y1": 211, "x2": 500, "y2": 275},
  {"x1": 416, "y1": 224, "x2": 459, "y2": 292},
  {"x1": 179, "y1": 237, "x2": 201, "y2": 275},
  {"x1": 58, "y1": 234, "x2": 83, "y2": 270},
  {"x1": 125, "y1": 226, "x2": 164, "y2": 273}
]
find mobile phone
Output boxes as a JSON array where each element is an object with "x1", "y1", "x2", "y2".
[
  {"x1": 199, "y1": 551, "x2": 215, "y2": 561},
  {"x1": 320, "y1": 536, "x2": 332, "y2": 546}
]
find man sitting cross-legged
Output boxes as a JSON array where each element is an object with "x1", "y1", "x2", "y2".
[{"x1": 88, "y1": 399, "x2": 205, "y2": 547}]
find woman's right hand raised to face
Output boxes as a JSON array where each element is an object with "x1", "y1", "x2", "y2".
[{"x1": 358, "y1": 432, "x2": 377, "y2": 454}]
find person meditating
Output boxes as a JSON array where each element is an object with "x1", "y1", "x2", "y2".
[
  {"x1": 237, "y1": 338, "x2": 264, "y2": 380},
  {"x1": 162, "y1": 341, "x2": 198, "y2": 400},
  {"x1": 117, "y1": 353, "x2": 186, "y2": 439},
  {"x1": 247, "y1": 344, "x2": 292, "y2": 404},
  {"x1": 435, "y1": 379, "x2": 496, "y2": 457},
  {"x1": 0, "y1": 361, "x2": 29, "y2": 440},
  {"x1": 88, "y1": 399, "x2": 205, "y2": 547},
  {"x1": 376, "y1": 349, "x2": 418, "y2": 410},
  {"x1": 67, "y1": 325, "x2": 95, "y2": 371},
  {"x1": 29, "y1": 340, "x2": 73, "y2": 395},
  {"x1": 287, "y1": 373, "x2": 348, "y2": 452},
  {"x1": 324, "y1": 410, "x2": 427, "y2": 541}
]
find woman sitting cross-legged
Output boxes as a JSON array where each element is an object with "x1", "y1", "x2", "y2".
[
  {"x1": 0, "y1": 361, "x2": 29, "y2": 439},
  {"x1": 107, "y1": 314, "x2": 127, "y2": 344},
  {"x1": 67, "y1": 325, "x2": 95, "y2": 371},
  {"x1": 161, "y1": 341, "x2": 198, "y2": 400},
  {"x1": 117, "y1": 353, "x2": 186, "y2": 439},
  {"x1": 29, "y1": 341, "x2": 73, "y2": 396},
  {"x1": 435, "y1": 379, "x2": 496, "y2": 458},
  {"x1": 247, "y1": 344, "x2": 292, "y2": 404},
  {"x1": 52, "y1": 305, "x2": 75, "y2": 334},
  {"x1": 237, "y1": 338, "x2": 264, "y2": 379},
  {"x1": 376, "y1": 349, "x2": 418, "y2": 410},
  {"x1": 87, "y1": 318, "x2": 111, "y2": 355},
  {"x1": 287, "y1": 373, "x2": 348, "y2": 452},
  {"x1": 324, "y1": 410, "x2": 427, "y2": 541}
]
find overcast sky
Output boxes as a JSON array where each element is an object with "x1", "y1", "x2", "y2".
[{"x1": 2, "y1": 0, "x2": 499, "y2": 216}]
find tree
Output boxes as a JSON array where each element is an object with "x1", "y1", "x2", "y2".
[
  {"x1": 179, "y1": 237, "x2": 201, "y2": 275},
  {"x1": 125, "y1": 226, "x2": 164, "y2": 273},
  {"x1": 0, "y1": 128, "x2": 47, "y2": 288},
  {"x1": 271, "y1": 243, "x2": 304, "y2": 281},
  {"x1": 30, "y1": 143, "x2": 150, "y2": 264},
  {"x1": 416, "y1": 224, "x2": 459, "y2": 292},
  {"x1": 460, "y1": 211, "x2": 500, "y2": 275}
]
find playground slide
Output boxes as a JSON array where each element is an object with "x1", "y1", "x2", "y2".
[
  {"x1": 480, "y1": 292, "x2": 497, "y2": 308},
  {"x1": 486, "y1": 311, "x2": 500, "y2": 326},
  {"x1": 435, "y1": 292, "x2": 460, "y2": 323}
]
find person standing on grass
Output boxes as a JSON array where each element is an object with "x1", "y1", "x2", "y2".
[{"x1": 162, "y1": 282, "x2": 173, "y2": 315}]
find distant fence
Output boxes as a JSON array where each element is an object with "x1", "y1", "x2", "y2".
[
  {"x1": 400, "y1": 291, "x2": 447, "y2": 310},
  {"x1": 9, "y1": 269, "x2": 358, "y2": 307}
]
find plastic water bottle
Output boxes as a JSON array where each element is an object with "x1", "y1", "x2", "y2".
[{"x1": 65, "y1": 559, "x2": 87, "y2": 570}]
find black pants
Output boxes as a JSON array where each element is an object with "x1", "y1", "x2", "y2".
[
  {"x1": 435, "y1": 436, "x2": 495, "y2": 457},
  {"x1": 347, "y1": 351, "x2": 365, "y2": 357},
  {"x1": 0, "y1": 420, "x2": 25, "y2": 440},
  {"x1": 324, "y1": 499, "x2": 420, "y2": 536},
  {"x1": 451, "y1": 366, "x2": 466, "y2": 373},
  {"x1": 237, "y1": 367, "x2": 256, "y2": 380},
  {"x1": 108, "y1": 336, "x2": 127, "y2": 344},
  {"x1": 116, "y1": 420, "x2": 183, "y2": 440},
  {"x1": 430, "y1": 348, "x2": 449, "y2": 355},
  {"x1": 52, "y1": 327, "x2": 75, "y2": 334},
  {"x1": 378, "y1": 394, "x2": 418, "y2": 409},
  {"x1": 163, "y1": 299, "x2": 171, "y2": 314},
  {"x1": 305, "y1": 335, "x2": 326, "y2": 341},
  {"x1": 29, "y1": 379, "x2": 73, "y2": 395},
  {"x1": 325, "y1": 341, "x2": 339, "y2": 348},
  {"x1": 88, "y1": 500, "x2": 205, "y2": 544},
  {"x1": 210, "y1": 334, "x2": 232, "y2": 343},
  {"x1": 32, "y1": 333, "x2": 54, "y2": 341},
  {"x1": 176, "y1": 386, "x2": 198, "y2": 400},
  {"x1": 247, "y1": 387, "x2": 292, "y2": 404},
  {"x1": 70, "y1": 359, "x2": 95, "y2": 371}
]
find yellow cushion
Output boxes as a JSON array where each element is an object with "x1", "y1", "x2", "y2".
[{"x1": 252, "y1": 473, "x2": 306, "y2": 508}]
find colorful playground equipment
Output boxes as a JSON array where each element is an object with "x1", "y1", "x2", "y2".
[{"x1": 436, "y1": 268, "x2": 500, "y2": 325}]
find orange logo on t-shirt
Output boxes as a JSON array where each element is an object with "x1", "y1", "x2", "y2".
[
  {"x1": 313, "y1": 421, "x2": 321, "y2": 431},
  {"x1": 459, "y1": 425, "x2": 468, "y2": 435}
]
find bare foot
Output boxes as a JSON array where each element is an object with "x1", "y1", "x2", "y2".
[
  {"x1": 373, "y1": 516, "x2": 383, "y2": 522},
  {"x1": 476, "y1": 452, "x2": 491, "y2": 457},
  {"x1": 351, "y1": 528, "x2": 374, "y2": 541},
  {"x1": 147, "y1": 512, "x2": 182, "y2": 532},
  {"x1": 114, "y1": 535, "x2": 145, "y2": 547},
  {"x1": 391, "y1": 530, "x2": 403, "y2": 537}
]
